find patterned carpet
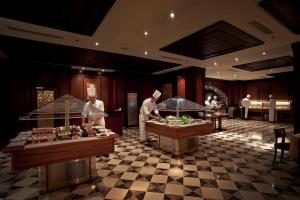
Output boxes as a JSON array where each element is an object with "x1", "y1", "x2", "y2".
[{"x1": 0, "y1": 119, "x2": 300, "y2": 200}]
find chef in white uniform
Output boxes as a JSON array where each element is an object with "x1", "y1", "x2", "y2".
[
  {"x1": 269, "y1": 94, "x2": 276, "y2": 122},
  {"x1": 241, "y1": 94, "x2": 251, "y2": 119},
  {"x1": 205, "y1": 96, "x2": 212, "y2": 107},
  {"x1": 139, "y1": 90, "x2": 162, "y2": 143},
  {"x1": 82, "y1": 87, "x2": 105, "y2": 127}
]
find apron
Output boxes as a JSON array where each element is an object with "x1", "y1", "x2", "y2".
[
  {"x1": 139, "y1": 113, "x2": 149, "y2": 141},
  {"x1": 269, "y1": 99, "x2": 276, "y2": 122},
  {"x1": 245, "y1": 106, "x2": 249, "y2": 119}
]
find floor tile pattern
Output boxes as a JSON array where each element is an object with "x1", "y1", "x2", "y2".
[{"x1": 0, "y1": 119, "x2": 299, "y2": 199}]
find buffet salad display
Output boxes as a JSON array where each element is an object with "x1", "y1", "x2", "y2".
[{"x1": 26, "y1": 125, "x2": 111, "y2": 144}]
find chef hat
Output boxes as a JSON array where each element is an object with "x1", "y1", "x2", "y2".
[
  {"x1": 87, "y1": 87, "x2": 96, "y2": 97},
  {"x1": 246, "y1": 94, "x2": 251, "y2": 98},
  {"x1": 269, "y1": 94, "x2": 273, "y2": 98},
  {"x1": 152, "y1": 90, "x2": 161, "y2": 99}
]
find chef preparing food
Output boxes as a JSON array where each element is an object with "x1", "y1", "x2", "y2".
[
  {"x1": 139, "y1": 90, "x2": 162, "y2": 146},
  {"x1": 82, "y1": 87, "x2": 105, "y2": 127}
]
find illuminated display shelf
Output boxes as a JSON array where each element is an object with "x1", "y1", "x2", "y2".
[{"x1": 248, "y1": 100, "x2": 291, "y2": 111}]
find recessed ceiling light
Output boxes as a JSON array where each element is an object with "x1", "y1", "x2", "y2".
[
  {"x1": 144, "y1": 31, "x2": 148, "y2": 36},
  {"x1": 144, "y1": 51, "x2": 148, "y2": 55},
  {"x1": 81, "y1": 67, "x2": 85, "y2": 70},
  {"x1": 234, "y1": 74, "x2": 237, "y2": 78},
  {"x1": 262, "y1": 51, "x2": 266, "y2": 55},
  {"x1": 170, "y1": 12, "x2": 175, "y2": 18},
  {"x1": 102, "y1": 69, "x2": 105, "y2": 72},
  {"x1": 214, "y1": 62, "x2": 218, "y2": 66},
  {"x1": 235, "y1": 57, "x2": 239, "y2": 62},
  {"x1": 95, "y1": 42, "x2": 99, "y2": 46},
  {"x1": 217, "y1": 71, "x2": 220, "y2": 75}
]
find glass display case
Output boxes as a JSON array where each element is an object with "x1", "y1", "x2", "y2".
[
  {"x1": 19, "y1": 94, "x2": 109, "y2": 143},
  {"x1": 4, "y1": 94, "x2": 116, "y2": 192},
  {"x1": 248, "y1": 100, "x2": 292, "y2": 110},
  {"x1": 156, "y1": 97, "x2": 206, "y2": 121}
]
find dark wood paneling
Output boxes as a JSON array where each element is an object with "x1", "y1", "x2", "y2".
[
  {"x1": 232, "y1": 56, "x2": 293, "y2": 71},
  {"x1": 1, "y1": 61, "x2": 72, "y2": 140},
  {"x1": 0, "y1": 0, "x2": 116, "y2": 36},
  {"x1": 205, "y1": 77, "x2": 292, "y2": 107},
  {"x1": 100, "y1": 76, "x2": 112, "y2": 111},
  {"x1": 271, "y1": 79, "x2": 289, "y2": 99},
  {"x1": 0, "y1": 35, "x2": 179, "y2": 74},
  {"x1": 71, "y1": 74, "x2": 84, "y2": 100},
  {"x1": 259, "y1": 0, "x2": 300, "y2": 34},
  {"x1": 177, "y1": 76, "x2": 186, "y2": 97},
  {"x1": 160, "y1": 20, "x2": 263, "y2": 60}
]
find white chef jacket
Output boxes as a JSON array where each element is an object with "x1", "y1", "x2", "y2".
[
  {"x1": 241, "y1": 98, "x2": 250, "y2": 119},
  {"x1": 139, "y1": 98, "x2": 159, "y2": 141},
  {"x1": 269, "y1": 98, "x2": 276, "y2": 122},
  {"x1": 205, "y1": 100, "x2": 211, "y2": 107},
  {"x1": 82, "y1": 99, "x2": 105, "y2": 127}
]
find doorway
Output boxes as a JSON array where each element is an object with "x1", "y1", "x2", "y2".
[{"x1": 126, "y1": 91, "x2": 138, "y2": 126}]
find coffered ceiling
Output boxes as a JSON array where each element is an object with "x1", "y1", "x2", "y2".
[{"x1": 0, "y1": 0, "x2": 299, "y2": 80}]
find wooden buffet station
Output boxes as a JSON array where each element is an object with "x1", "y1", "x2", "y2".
[
  {"x1": 4, "y1": 131, "x2": 117, "y2": 192},
  {"x1": 145, "y1": 120, "x2": 213, "y2": 155}
]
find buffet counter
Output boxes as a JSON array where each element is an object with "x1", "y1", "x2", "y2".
[
  {"x1": 4, "y1": 130, "x2": 117, "y2": 192},
  {"x1": 145, "y1": 120, "x2": 213, "y2": 155},
  {"x1": 247, "y1": 100, "x2": 292, "y2": 121}
]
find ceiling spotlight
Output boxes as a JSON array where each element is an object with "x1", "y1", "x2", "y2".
[
  {"x1": 234, "y1": 74, "x2": 237, "y2": 78},
  {"x1": 170, "y1": 12, "x2": 175, "y2": 18},
  {"x1": 235, "y1": 57, "x2": 239, "y2": 62},
  {"x1": 262, "y1": 51, "x2": 266, "y2": 55},
  {"x1": 102, "y1": 69, "x2": 105, "y2": 72},
  {"x1": 144, "y1": 31, "x2": 148, "y2": 36},
  {"x1": 81, "y1": 67, "x2": 85, "y2": 70},
  {"x1": 144, "y1": 51, "x2": 148, "y2": 55},
  {"x1": 95, "y1": 42, "x2": 99, "y2": 46},
  {"x1": 214, "y1": 62, "x2": 218, "y2": 66}
]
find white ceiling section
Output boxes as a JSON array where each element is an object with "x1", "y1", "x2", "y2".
[{"x1": 0, "y1": 0, "x2": 299, "y2": 80}]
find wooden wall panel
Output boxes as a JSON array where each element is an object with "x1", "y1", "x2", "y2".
[
  {"x1": 271, "y1": 79, "x2": 289, "y2": 99},
  {"x1": 71, "y1": 74, "x2": 84, "y2": 100},
  {"x1": 114, "y1": 74, "x2": 126, "y2": 110},
  {"x1": 57, "y1": 69, "x2": 71, "y2": 97},
  {"x1": 195, "y1": 73, "x2": 204, "y2": 105},
  {"x1": 100, "y1": 76, "x2": 112, "y2": 111},
  {"x1": 177, "y1": 76, "x2": 186, "y2": 98},
  {"x1": 143, "y1": 78, "x2": 156, "y2": 100}
]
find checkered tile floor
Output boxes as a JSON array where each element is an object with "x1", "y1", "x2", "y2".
[{"x1": 0, "y1": 119, "x2": 300, "y2": 199}]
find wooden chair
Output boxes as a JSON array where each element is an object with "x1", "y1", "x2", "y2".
[{"x1": 273, "y1": 128, "x2": 290, "y2": 163}]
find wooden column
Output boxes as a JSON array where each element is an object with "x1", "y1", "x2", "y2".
[
  {"x1": 292, "y1": 41, "x2": 300, "y2": 134},
  {"x1": 184, "y1": 67, "x2": 206, "y2": 105}
]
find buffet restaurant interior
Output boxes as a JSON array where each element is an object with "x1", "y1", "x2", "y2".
[{"x1": 1, "y1": 0, "x2": 300, "y2": 199}]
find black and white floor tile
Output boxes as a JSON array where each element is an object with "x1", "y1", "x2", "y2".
[{"x1": 0, "y1": 119, "x2": 300, "y2": 199}]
